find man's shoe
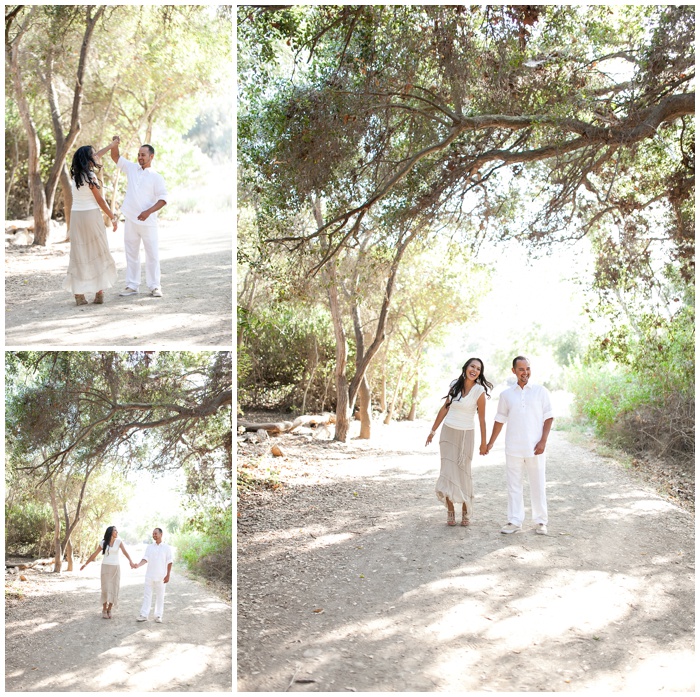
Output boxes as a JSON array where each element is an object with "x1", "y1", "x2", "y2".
[
  {"x1": 500, "y1": 523, "x2": 522, "y2": 534},
  {"x1": 155, "y1": 616, "x2": 163, "y2": 623},
  {"x1": 119, "y1": 287, "x2": 138, "y2": 296},
  {"x1": 535, "y1": 523, "x2": 548, "y2": 535},
  {"x1": 150, "y1": 287, "x2": 163, "y2": 297},
  {"x1": 137, "y1": 615, "x2": 148, "y2": 622}
]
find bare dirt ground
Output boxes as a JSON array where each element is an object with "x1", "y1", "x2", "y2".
[
  {"x1": 5, "y1": 211, "x2": 232, "y2": 347},
  {"x1": 5, "y1": 545, "x2": 232, "y2": 692},
  {"x1": 237, "y1": 411, "x2": 695, "y2": 692}
]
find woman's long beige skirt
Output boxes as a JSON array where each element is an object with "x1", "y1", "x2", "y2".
[
  {"x1": 435, "y1": 424, "x2": 475, "y2": 515},
  {"x1": 100, "y1": 564, "x2": 120, "y2": 607},
  {"x1": 63, "y1": 208, "x2": 118, "y2": 294}
]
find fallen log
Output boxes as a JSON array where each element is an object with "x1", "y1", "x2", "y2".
[{"x1": 237, "y1": 413, "x2": 336, "y2": 435}]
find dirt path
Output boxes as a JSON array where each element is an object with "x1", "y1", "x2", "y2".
[
  {"x1": 237, "y1": 418, "x2": 695, "y2": 692},
  {"x1": 5, "y1": 549, "x2": 232, "y2": 692},
  {"x1": 5, "y1": 211, "x2": 231, "y2": 347}
]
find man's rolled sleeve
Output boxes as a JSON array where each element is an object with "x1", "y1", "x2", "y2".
[
  {"x1": 154, "y1": 174, "x2": 168, "y2": 204},
  {"x1": 541, "y1": 391, "x2": 554, "y2": 421},
  {"x1": 494, "y1": 394, "x2": 509, "y2": 423}
]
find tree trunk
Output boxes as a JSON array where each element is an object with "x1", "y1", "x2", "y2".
[
  {"x1": 384, "y1": 364, "x2": 405, "y2": 425},
  {"x1": 313, "y1": 196, "x2": 350, "y2": 442},
  {"x1": 65, "y1": 538, "x2": 74, "y2": 572},
  {"x1": 378, "y1": 373, "x2": 387, "y2": 413},
  {"x1": 330, "y1": 291, "x2": 350, "y2": 441},
  {"x1": 5, "y1": 133, "x2": 20, "y2": 219},
  {"x1": 48, "y1": 478, "x2": 63, "y2": 573},
  {"x1": 60, "y1": 165, "x2": 72, "y2": 240},
  {"x1": 407, "y1": 378, "x2": 420, "y2": 421},
  {"x1": 357, "y1": 375, "x2": 372, "y2": 438}
]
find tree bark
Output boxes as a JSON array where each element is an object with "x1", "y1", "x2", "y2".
[
  {"x1": 357, "y1": 376, "x2": 372, "y2": 438},
  {"x1": 47, "y1": 476, "x2": 63, "y2": 573},
  {"x1": 384, "y1": 363, "x2": 405, "y2": 425},
  {"x1": 60, "y1": 165, "x2": 72, "y2": 239},
  {"x1": 5, "y1": 132, "x2": 21, "y2": 219},
  {"x1": 407, "y1": 378, "x2": 419, "y2": 421},
  {"x1": 313, "y1": 196, "x2": 351, "y2": 442}
]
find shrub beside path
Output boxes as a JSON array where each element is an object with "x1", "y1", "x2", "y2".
[
  {"x1": 5, "y1": 550, "x2": 232, "y2": 692},
  {"x1": 237, "y1": 419, "x2": 694, "y2": 692}
]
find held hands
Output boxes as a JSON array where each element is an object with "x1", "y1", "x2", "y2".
[
  {"x1": 130, "y1": 561, "x2": 137, "y2": 569},
  {"x1": 479, "y1": 443, "x2": 489, "y2": 456},
  {"x1": 111, "y1": 217, "x2": 118, "y2": 232},
  {"x1": 112, "y1": 135, "x2": 120, "y2": 145}
]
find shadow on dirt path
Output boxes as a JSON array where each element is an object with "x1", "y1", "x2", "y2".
[
  {"x1": 5, "y1": 211, "x2": 232, "y2": 347},
  {"x1": 237, "y1": 421, "x2": 695, "y2": 692},
  {"x1": 5, "y1": 550, "x2": 232, "y2": 692}
]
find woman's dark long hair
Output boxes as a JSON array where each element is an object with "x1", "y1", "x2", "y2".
[
  {"x1": 70, "y1": 146, "x2": 101, "y2": 189},
  {"x1": 101, "y1": 525, "x2": 115, "y2": 555},
  {"x1": 444, "y1": 357, "x2": 494, "y2": 406}
]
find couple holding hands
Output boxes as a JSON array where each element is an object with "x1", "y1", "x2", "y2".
[
  {"x1": 427, "y1": 356, "x2": 553, "y2": 534},
  {"x1": 81, "y1": 525, "x2": 173, "y2": 622}
]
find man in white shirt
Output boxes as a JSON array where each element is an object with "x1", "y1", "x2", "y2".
[
  {"x1": 110, "y1": 137, "x2": 168, "y2": 298},
  {"x1": 134, "y1": 527, "x2": 174, "y2": 622},
  {"x1": 486, "y1": 356, "x2": 554, "y2": 535}
]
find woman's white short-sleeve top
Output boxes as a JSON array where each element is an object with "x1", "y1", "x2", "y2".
[
  {"x1": 101, "y1": 538, "x2": 122, "y2": 565},
  {"x1": 442, "y1": 381, "x2": 484, "y2": 430},
  {"x1": 70, "y1": 174, "x2": 100, "y2": 211}
]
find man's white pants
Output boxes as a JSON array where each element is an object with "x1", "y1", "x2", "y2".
[
  {"x1": 140, "y1": 578, "x2": 166, "y2": 619},
  {"x1": 124, "y1": 219, "x2": 160, "y2": 291},
  {"x1": 506, "y1": 454, "x2": 548, "y2": 526}
]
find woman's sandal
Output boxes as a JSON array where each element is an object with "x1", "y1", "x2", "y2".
[
  {"x1": 461, "y1": 512, "x2": 470, "y2": 526},
  {"x1": 93, "y1": 290, "x2": 104, "y2": 304},
  {"x1": 447, "y1": 511, "x2": 456, "y2": 526},
  {"x1": 75, "y1": 294, "x2": 88, "y2": 306}
]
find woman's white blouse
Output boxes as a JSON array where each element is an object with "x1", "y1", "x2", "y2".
[
  {"x1": 70, "y1": 174, "x2": 100, "y2": 211},
  {"x1": 101, "y1": 538, "x2": 123, "y2": 565},
  {"x1": 442, "y1": 381, "x2": 484, "y2": 430}
]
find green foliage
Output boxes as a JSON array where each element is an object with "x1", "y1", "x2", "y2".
[
  {"x1": 238, "y1": 303, "x2": 336, "y2": 411},
  {"x1": 5, "y1": 501, "x2": 54, "y2": 557},
  {"x1": 173, "y1": 505, "x2": 231, "y2": 584},
  {"x1": 568, "y1": 266, "x2": 694, "y2": 461},
  {"x1": 567, "y1": 363, "x2": 650, "y2": 435}
]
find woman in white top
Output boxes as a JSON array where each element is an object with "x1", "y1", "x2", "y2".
[
  {"x1": 426, "y1": 358, "x2": 493, "y2": 526},
  {"x1": 63, "y1": 142, "x2": 119, "y2": 305},
  {"x1": 80, "y1": 525, "x2": 136, "y2": 619}
]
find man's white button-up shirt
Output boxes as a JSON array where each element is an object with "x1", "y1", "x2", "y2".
[
  {"x1": 143, "y1": 542, "x2": 174, "y2": 580},
  {"x1": 116, "y1": 156, "x2": 168, "y2": 226},
  {"x1": 494, "y1": 383, "x2": 554, "y2": 457}
]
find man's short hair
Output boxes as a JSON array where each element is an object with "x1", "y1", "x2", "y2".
[
  {"x1": 155, "y1": 527, "x2": 163, "y2": 534},
  {"x1": 141, "y1": 144, "x2": 155, "y2": 156},
  {"x1": 512, "y1": 355, "x2": 529, "y2": 368}
]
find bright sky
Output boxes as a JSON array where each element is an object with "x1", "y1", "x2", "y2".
[
  {"x1": 118, "y1": 469, "x2": 187, "y2": 544},
  {"x1": 421, "y1": 236, "x2": 594, "y2": 408}
]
